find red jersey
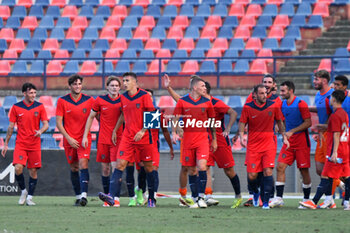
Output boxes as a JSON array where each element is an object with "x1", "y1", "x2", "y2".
[
  {"x1": 211, "y1": 96, "x2": 231, "y2": 134},
  {"x1": 173, "y1": 94, "x2": 215, "y2": 149},
  {"x1": 240, "y1": 99, "x2": 283, "y2": 152},
  {"x1": 120, "y1": 88, "x2": 155, "y2": 144},
  {"x1": 9, "y1": 101, "x2": 48, "y2": 150},
  {"x1": 56, "y1": 93, "x2": 94, "y2": 146},
  {"x1": 93, "y1": 94, "x2": 123, "y2": 145},
  {"x1": 327, "y1": 108, "x2": 349, "y2": 163}
]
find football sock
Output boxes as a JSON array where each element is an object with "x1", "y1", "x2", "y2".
[
  {"x1": 126, "y1": 166, "x2": 135, "y2": 197},
  {"x1": 247, "y1": 176, "x2": 253, "y2": 195},
  {"x1": 275, "y1": 181, "x2": 285, "y2": 198},
  {"x1": 258, "y1": 172, "x2": 264, "y2": 200},
  {"x1": 263, "y1": 176, "x2": 273, "y2": 205},
  {"x1": 70, "y1": 171, "x2": 81, "y2": 196},
  {"x1": 325, "y1": 178, "x2": 333, "y2": 196},
  {"x1": 101, "y1": 175, "x2": 110, "y2": 194},
  {"x1": 205, "y1": 187, "x2": 213, "y2": 198},
  {"x1": 198, "y1": 171, "x2": 207, "y2": 198},
  {"x1": 344, "y1": 177, "x2": 350, "y2": 201},
  {"x1": 248, "y1": 177, "x2": 259, "y2": 194},
  {"x1": 312, "y1": 178, "x2": 330, "y2": 205},
  {"x1": 189, "y1": 175, "x2": 198, "y2": 199},
  {"x1": 332, "y1": 178, "x2": 340, "y2": 195},
  {"x1": 110, "y1": 169, "x2": 123, "y2": 198},
  {"x1": 152, "y1": 170, "x2": 159, "y2": 193},
  {"x1": 230, "y1": 175, "x2": 241, "y2": 197},
  {"x1": 302, "y1": 183, "x2": 312, "y2": 200},
  {"x1": 15, "y1": 173, "x2": 25, "y2": 190},
  {"x1": 146, "y1": 171, "x2": 155, "y2": 200},
  {"x1": 28, "y1": 177, "x2": 37, "y2": 196},
  {"x1": 138, "y1": 167, "x2": 147, "y2": 193},
  {"x1": 80, "y1": 169, "x2": 89, "y2": 194},
  {"x1": 270, "y1": 176, "x2": 275, "y2": 198},
  {"x1": 179, "y1": 188, "x2": 187, "y2": 198}
]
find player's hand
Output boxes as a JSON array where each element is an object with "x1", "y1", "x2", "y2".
[
  {"x1": 312, "y1": 134, "x2": 319, "y2": 142},
  {"x1": 211, "y1": 139, "x2": 217, "y2": 152},
  {"x1": 178, "y1": 128, "x2": 184, "y2": 138},
  {"x1": 170, "y1": 148, "x2": 174, "y2": 160},
  {"x1": 112, "y1": 131, "x2": 117, "y2": 145},
  {"x1": 82, "y1": 136, "x2": 89, "y2": 149},
  {"x1": 172, "y1": 132, "x2": 181, "y2": 144},
  {"x1": 67, "y1": 137, "x2": 79, "y2": 149},
  {"x1": 285, "y1": 131, "x2": 293, "y2": 139},
  {"x1": 330, "y1": 152, "x2": 338, "y2": 163},
  {"x1": 1, "y1": 144, "x2": 8, "y2": 157},
  {"x1": 163, "y1": 73, "x2": 170, "y2": 88},
  {"x1": 222, "y1": 129, "x2": 230, "y2": 138},
  {"x1": 316, "y1": 124, "x2": 327, "y2": 132},
  {"x1": 318, "y1": 133, "x2": 325, "y2": 148},
  {"x1": 34, "y1": 130, "x2": 42, "y2": 137},
  {"x1": 283, "y1": 137, "x2": 290, "y2": 150},
  {"x1": 240, "y1": 136, "x2": 247, "y2": 148},
  {"x1": 134, "y1": 130, "x2": 145, "y2": 142},
  {"x1": 232, "y1": 134, "x2": 238, "y2": 144}
]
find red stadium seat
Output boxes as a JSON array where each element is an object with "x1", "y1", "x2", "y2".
[
  {"x1": 51, "y1": 0, "x2": 66, "y2": 8},
  {"x1": 273, "y1": 15, "x2": 290, "y2": 29},
  {"x1": 100, "y1": 27, "x2": 116, "y2": 42},
  {"x1": 246, "y1": 59, "x2": 267, "y2": 74},
  {"x1": 206, "y1": 15, "x2": 222, "y2": 29},
  {"x1": 239, "y1": 15, "x2": 256, "y2": 29},
  {"x1": 229, "y1": 4, "x2": 245, "y2": 18},
  {"x1": 9, "y1": 39, "x2": 25, "y2": 53},
  {"x1": 101, "y1": 0, "x2": 116, "y2": 7},
  {"x1": 0, "y1": 6, "x2": 11, "y2": 20},
  {"x1": 268, "y1": 26, "x2": 284, "y2": 41},
  {"x1": 112, "y1": 6, "x2": 127, "y2": 19},
  {"x1": 200, "y1": 26, "x2": 216, "y2": 42},
  {"x1": 17, "y1": 0, "x2": 33, "y2": 8},
  {"x1": 245, "y1": 38, "x2": 262, "y2": 52},
  {"x1": 106, "y1": 49, "x2": 120, "y2": 65},
  {"x1": 234, "y1": 26, "x2": 250, "y2": 40},
  {"x1": 318, "y1": 0, "x2": 334, "y2": 4},
  {"x1": 267, "y1": 0, "x2": 283, "y2": 6},
  {"x1": 156, "y1": 49, "x2": 171, "y2": 63},
  {"x1": 62, "y1": 5, "x2": 78, "y2": 19},
  {"x1": 313, "y1": 2, "x2": 329, "y2": 17},
  {"x1": 145, "y1": 60, "x2": 165, "y2": 75},
  {"x1": 246, "y1": 4, "x2": 262, "y2": 18},
  {"x1": 145, "y1": 38, "x2": 161, "y2": 52},
  {"x1": 212, "y1": 38, "x2": 228, "y2": 52},
  {"x1": 133, "y1": 27, "x2": 150, "y2": 41},
  {"x1": 347, "y1": 40, "x2": 350, "y2": 52},
  {"x1": 72, "y1": 16, "x2": 88, "y2": 30},
  {"x1": 39, "y1": 96, "x2": 54, "y2": 107},
  {"x1": 317, "y1": 58, "x2": 332, "y2": 72},
  {"x1": 167, "y1": 0, "x2": 183, "y2": 7},
  {"x1": 206, "y1": 48, "x2": 222, "y2": 63},
  {"x1": 133, "y1": 0, "x2": 150, "y2": 7},
  {"x1": 2, "y1": 49, "x2": 17, "y2": 64},
  {"x1": 158, "y1": 96, "x2": 174, "y2": 110},
  {"x1": 139, "y1": 16, "x2": 155, "y2": 29},
  {"x1": 235, "y1": 0, "x2": 249, "y2": 6},
  {"x1": 257, "y1": 48, "x2": 273, "y2": 63},
  {"x1": 21, "y1": 16, "x2": 38, "y2": 31},
  {"x1": 0, "y1": 61, "x2": 11, "y2": 75},
  {"x1": 54, "y1": 49, "x2": 70, "y2": 65},
  {"x1": 79, "y1": 61, "x2": 97, "y2": 75},
  {"x1": 46, "y1": 60, "x2": 63, "y2": 75},
  {"x1": 167, "y1": 26, "x2": 184, "y2": 41},
  {"x1": 66, "y1": 28, "x2": 82, "y2": 42},
  {"x1": 43, "y1": 38, "x2": 59, "y2": 53},
  {"x1": 105, "y1": 16, "x2": 122, "y2": 30},
  {"x1": 173, "y1": 16, "x2": 189, "y2": 29},
  {"x1": 180, "y1": 60, "x2": 199, "y2": 75},
  {"x1": 91, "y1": 118, "x2": 99, "y2": 132},
  {"x1": 110, "y1": 38, "x2": 127, "y2": 52},
  {"x1": 0, "y1": 28, "x2": 14, "y2": 42},
  {"x1": 44, "y1": 106, "x2": 56, "y2": 119},
  {"x1": 178, "y1": 38, "x2": 194, "y2": 52}
]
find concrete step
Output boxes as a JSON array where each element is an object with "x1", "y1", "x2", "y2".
[
  {"x1": 307, "y1": 42, "x2": 347, "y2": 50},
  {"x1": 286, "y1": 60, "x2": 321, "y2": 67},
  {"x1": 280, "y1": 66, "x2": 316, "y2": 73},
  {"x1": 299, "y1": 49, "x2": 337, "y2": 55},
  {"x1": 314, "y1": 37, "x2": 350, "y2": 44},
  {"x1": 326, "y1": 26, "x2": 350, "y2": 32},
  {"x1": 322, "y1": 31, "x2": 350, "y2": 38},
  {"x1": 335, "y1": 20, "x2": 350, "y2": 26}
]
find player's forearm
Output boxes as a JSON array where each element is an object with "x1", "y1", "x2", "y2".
[
  {"x1": 113, "y1": 113, "x2": 124, "y2": 133},
  {"x1": 83, "y1": 114, "x2": 95, "y2": 138},
  {"x1": 167, "y1": 86, "x2": 181, "y2": 102},
  {"x1": 4, "y1": 125, "x2": 14, "y2": 145},
  {"x1": 277, "y1": 120, "x2": 286, "y2": 135},
  {"x1": 238, "y1": 122, "x2": 245, "y2": 137},
  {"x1": 162, "y1": 128, "x2": 173, "y2": 150},
  {"x1": 40, "y1": 121, "x2": 49, "y2": 134},
  {"x1": 226, "y1": 108, "x2": 237, "y2": 132},
  {"x1": 210, "y1": 124, "x2": 216, "y2": 140},
  {"x1": 56, "y1": 117, "x2": 71, "y2": 140},
  {"x1": 309, "y1": 106, "x2": 317, "y2": 113},
  {"x1": 171, "y1": 116, "x2": 179, "y2": 134},
  {"x1": 290, "y1": 118, "x2": 312, "y2": 134},
  {"x1": 333, "y1": 132, "x2": 340, "y2": 155}
]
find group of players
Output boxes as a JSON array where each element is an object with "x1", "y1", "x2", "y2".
[{"x1": 2, "y1": 69, "x2": 350, "y2": 210}]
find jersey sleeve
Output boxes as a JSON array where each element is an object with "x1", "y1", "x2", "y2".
[
  {"x1": 92, "y1": 97, "x2": 100, "y2": 112},
  {"x1": 239, "y1": 105, "x2": 249, "y2": 123},
  {"x1": 40, "y1": 104, "x2": 49, "y2": 122},
  {"x1": 330, "y1": 114, "x2": 342, "y2": 132},
  {"x1": 274, "y1": 103, "x2": 283, "y2": 121},
  {"x1": 215, "y1": 100, "x2": 230, "y2": 114},
  {"x1": 9, "y1": 106, "x2": 17, "y2": 123},
  {"x1": 298, "y1": 100, "x2": 311, "y2": 120},
  {"x1": 56, "y1": 98, "x2": 64, "y2": 117},
  {"x1": 325, "y1": 96, "x2": 332, "y2": 116},
  {"x1": 245, "y1": 93, "x2": 253, "y2": 104},
  {"x1": 143, "y1": 94, "x2": 155, "y2": 112},
  {"x1": 173, "y1": 99, "x2": 183, "y2": 117},
  {"x1": 207, "y1": 101, "x2": 216, "y2": 118}
]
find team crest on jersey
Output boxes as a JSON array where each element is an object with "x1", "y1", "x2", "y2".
[
  {"x1": 68, "y1": 156, "x2": 72, "y2": 160},
  {"x1": 120, "y1": 151, "x2": 124, "y2": 156},
  {"x1": 83, "y1": 108, "x2": 87, "y2": 113},
  {"x1": 282, "y1": 153, "x2": 286, "y2": 158},
  {"x1": 136, "y1": 103, "x2": 140, "y2": 109},
  {"x1": 19, "y1": 155, "x2": 23, "y2": 160},
  {"x1": 251, "y1": 163, "x2": 256, "y2": 168},
  {"x1": 34, "y1": 111, "x2": 38, "y2": 117},
  {"x1": 185, "y1": 156, "x2": 189, "y2": 162},
  {"x1": 268, "y1": 111, "x2": 272, "y2": 116},
  {"x1": 201, "y1": 108, "x2": 205, "y2": 112}
]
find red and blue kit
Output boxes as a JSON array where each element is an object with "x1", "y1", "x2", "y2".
[
  {"x1": 240, "y1": 100, "x2": 283, "y2": 173},
  {"x1": 93, "y1": 94, "x2": 123, "y2": 163},
  {"x1": 278, "y1": 96, "x2": 311, "y2": 168},
  {"x1": 322, "y1": 108, "x2": 350, "y2": 179},
  {"x1": 173, "y1": 94, "x2": 215, "y2": 167},
  {"x1": 10, "y1": 101, "x2": 48, "y2": 168},
  {"x1": 56, "y1": 93, "x2": 94, "y2": 163}
]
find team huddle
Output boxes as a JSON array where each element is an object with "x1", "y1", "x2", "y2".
[{"x1": 2, "y1": 70, "x2": 350, "y2": 210}]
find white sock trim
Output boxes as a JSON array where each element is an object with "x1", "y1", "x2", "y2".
[
  {"x1": 302, "y1": 183, "x2": 312, "y2": 189},
  {"x1": 275, "y1": 181, "x2": 285, "y2": 186}
]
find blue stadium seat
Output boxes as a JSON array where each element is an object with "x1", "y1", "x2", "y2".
[
  {"x1": 332, "y1": 0, "x2": 350, "y2": 5},
  {"x1": 62, "y1": 60, "x2": 79, "y2": 75},
  {"x1": 71, "y1": 49, "x2": 86, "y2": 64},
  {"x1": 184, "y1": 26, "x2": 200, "y2": 40},
  {"x1": 2, "y1": 0, "x2": 16, "y2": 7},
  {"x1": 228, "y1": 95, "x2": 242, "y2": 108},
  {"x1": 185, "y1": 0, "x2": 200, "y2": 5},
  {"x1": 10, "y1": 61, "x2": 27, "y2": 76},
  {"x1": 296, "y1": 2, "x2": 311, "y2": 16},
  {"x1": 3, "y1": 96, "x2": 17, "y2": 111},
  {"x1": 16, "y1": 28, "x2": 31, "y2": 42},
  {"x1": 198, "y1": 60, "x2": 216, "y2": 74},
  {"x1": 29, "y1": 6, "x2": 44, "y2": 19},
  {"x1": 304, "y1": 15, "x2": 323, "y2": 28},
  {"x1": 213, "y1": 4, "x2": 227, "y2": 16},
  {"x1": 290, "y1": 15, "x2": 306, "y2": 27},
  {"x1": 85, "y1": 0, "x2": 99, "y2": 6},
  {"x1": 251, "y1": 26, "x2": 267, "y2": 39},
  {"x1": 19, "y1": 49, "x2": 35, "y2": 61},
  {"x1": 166, "y1": 60, "x2": 181, "y2": 74},
  {"x1": 30, "y1": 61, "x2": 44, "y2": 75},
  {"x1": 132, "y1": 60, "x2": 148, "y2": 74},
  {"x1": 223, "y1": 16, "x2": 239, "y2": 28},
  {"x1": 152, "y1": 0, "x2": 166, "y2": 6},
  {"x1": 218, "y1": 0, "x2": 232, "y2": 5},
  {"x1": 173, "y1": 49, "x2": 188, "y2": 62},
  {"x1": 179, "y1": 4, "x2": 194, "y2": 17},
  {"x1": 196, "y1": 4, "x2": 211, "y2": 17},
  {"x1": 0, "y1": 39, "x2": 7, "y2": 53},
  {"x1": 79, "y1": 6, "x2": 94, "y2": 19},
  {"x1": 5, "y1": 17, "x2": 21, "y2": 29},
  {"x1": 190, "y1": 16, "x2": 205, "y2": 28},
  {"x1": 0, "y1": 107, "x2": 6, "y2": 116},
  {"x1": 157, "y1": 16, "x2": 172, "y2": 28},
  {"x1": 129, "y1": 6, "x2": 144, "y2": 19},
  {"x1": 12, "y1": 6, "x2": 26, "y2": 19},
  {"x1": 50, "y1": 28, "x2": 65, "y2": 41},
  {"x1": 117, "y1": 27, "x2": 133, "y2": 40},
  {"x1": 89, "y1": 16, "x2": 105, "y2": 30},
  {"x1": 139, "y1": 50, "x2": 154, "y2": 61},
  {"x1": 0, "y1": 116, "x2": 10, "y2": 131},
  {"x1": 128, "y1": 39, "x2": 144, "y2": 51},
  {"x1": 335, "y1": 59, "x2": 350, "y2": 73},
  {"x1": 256, "y1": 15, "x2": 272, "y2": 28},
  {"x1": 285, "y1": 26, "x2": 301, "y2": 40},
  {"x1": 27, "y1": 39, "x2": 42, "y2": 52},
  {"x1": 163, "y1": 5, "x2": 177, "y2": 18},
  {"x1": 88, "y1": 49, "x2": 103, "y2": 63},
  {"x1": 56, "y1": 17, "x2": 71, "y2": 30},
  {"x1": 280, "y1": 3, "x2": 295, "y2": 17},
  {"x1": 151, "y1": 27, "x2": 166, "y2": 40},
  {"x1": 94, "y1": 39, "x2": 110, "y2": 52},
  {"x1": 41, "y1": 137, "x2": 59, "y2": 149},
  {"x1": 37, "y1": 50, "x2": 52, "y2": 60},
  {"x1": 83, "y1": 28, "x2": 99, "y2": 41},
  {"x1": 195, "y1": 39, "x2": 211, "y2": 51},
  {"x1": 285, "y1": 0, "x2": 300, "y2": 4},
  {"x1": 277, "y1": 38, "x2": 296, "y2": 52},
  {"x1": 121, "y1": 49, "x2": 137, "y2": 61},
  {"x1": 0, "y1": 18, "x2": 3, "y2": 29},
  {"x1": 213, "y1": 95, "x2": 225, "y2": 102},
  {"x1": 39, "y1": 16, "x2": 55, "y2": 30},
  {"x1": 219, "y1": 60, "x2": 233, "y2": 74},
  {"x1": 77, "y1": 39, "x2": 93, "y2": 52},
  {"x1": 96, "y1": 6, "x2": 111, "y2": 19},
  {"x1": 61, "y1": 39, "x2": 76, "y2": 52},
  {"x1": 202, "y1": 0, "x2": 216, "y2": 5},
  {"x1": 35, "y1": 0, "x2": 50, "y2": 7},
  {"x1": 96, "y1": 61, "x2": 114, "y2": 75},
  {"x1": 241, "y1": 49, "x2": 256, "y2": 62},
  {"x1": 229, "y1": 39, "x2": 245, "y2": 51},
  {"x1": 218, "y1": 26, "x2": 234, "y2": 39},
  {"x1": 299, "y1": 95, "x2": 311, "y2": 106},
  {"x1": 46, "y1": 6, "x2": 60, "y2": 19},
  {"x1": 223, "y1": 49, "x2": 239, "y2": 61},
  {"x1": 232, "y1": 59, "x2": 249, "y2": 74},
  {"x1": 147, "y1": 5, "x2": 161, "y2": 18},
  {"x1": 263, "y1": 38, "x2": 279, "y2": 51},
  {"x1": 262, "y1": 4, "x2": 277, "y2": 17},
  {"x1": 190, "y1": 49, "x2": 205, "y2": 59},
  {"x1": 68, "y1": 0, "x2": 83, "y2": 7},
  {"x1": 114, "y1": 61, "x2": 130, "y2": 74},
  {"x1": 119, "y1": 0, "x2": 133, "y2": 6},
  {"x1": 162, "y1": 39, "x2": 177, "y2": 51}
]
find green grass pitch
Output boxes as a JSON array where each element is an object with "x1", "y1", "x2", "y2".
[{"x1": 0, "y1": 196, "x2": 350, "y2": 233}]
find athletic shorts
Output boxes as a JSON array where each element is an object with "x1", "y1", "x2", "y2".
[
  {"x1": 152, "y1": 141, "x2": 160, "y2": 168},
  {"x1": 208, "y1": 135, "x2": 235, "y2": 168},
  {"x1": 315, "y1": 132, "x2": 327, "y2": 163},
  {"x1": 96, "y1": 142, "x2": 119, "y2": 163},
  {"x1": 64, "y1": 142, "x2": 91, "y2": 164},
  {"x1": 322, "y1": 160, "x2": 350, "y2": 179},
  {"x1": 13, "y1": 147, "x2": 41, "y2": 169},
  {"x1": 246, "y1": 148, "x2": 276, "y2": 173},
  {"x1": 117, "y1": 139, "x2": 153, "y2": 163},
  {"x1": 181, "y1": 144, "x2": 209, "y2": 167}
]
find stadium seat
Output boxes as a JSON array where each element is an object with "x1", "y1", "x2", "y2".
[
  {"x1": 39, "y1": 96, "x2": 54, "y2": 107},
  {"x1": 54, "y1": 49, "x2": 69, "y2": 64},
  {"x1": 333, "y1": 47, "x2": 349, "y2": 62},
  {"x1": 304, "y1": 15, "x2": 323, "y2": 28},
  {"x1": 246, "y1": 4, "x2": 262, "y2": 18},
  {"x1": 79, "y1": 6, "x2": 94, "y2": 19},
  {"x1": 100, "y1": 28, "x2": 116, "y2": 42},
  {"x1": 158, "y1": 96, "x2": 175, "y2": 108},
  {"x1": 296, "y1": 3, "x2": 311, "y2": 16},
  {"x1": 12, "y1": 6, "x2": 26, "y2": 19},
  {"x1": 257, "y1": 48, "x2": 273, "y2": 63},
  {"x1": 3, "y1": 96, "x2": 17, "y2": 111},
  {"x1": 152, "y1": 0, "x2": 166, "y2": 5},
  {"x1": 212, "y1": 38, "x2": 228, "y2": 52},
  {"x1": 41, "y1": 137, "x2": 59, "y2": 149},
  {"x1": 167, "y1": 27, "x2": 184, "y2": 41},
  {"x1": 290, "y1": 15, "x2": 306, "y2": 27},
  {"x1": 202, "y1": 0, "x2": 216, "y2": 5},
  {"x1": 68, "y1": 0, "x2": 83, "y2": 6},
  {"x1": 88, "y1": 49, "x2": 104, "y2": 62},
  {"x1": 184, "y1": 26, "x2": 200, "y2": 40},
  {"x1": 195, "y1": 39, "x2": 211, "y2": 51},
  {"x1": 263, "y1": 38, "x2": 278, "y2": 51},
  {"x1": 2, "y1": 0, "x2": 15, "y2": 7},
  {"x1": 112, "y1": 5, "x2": 127, "y2": 19},
  {"x1": 0, "y1": 107, "x2": 6, "y2": 116},
  {"x1": 146, "y1": 60, "x2": 165, "y2": 75},
  {"x1": 122, "y1": 16, "x2": 139, "y2": 29},
  {"x1": 30, "y1": 60, "x2": 44, "y2": 75},
  {"x1": 96, "y1": 5, "x2": 111, "y2": 19},
  {"x1": 317, "y1": 58, "x2": 332, "y2": 72},
  {"x1": 29, "y1": 5, "x2": 44, "y2": 19},
  {"x1": 139, "y1": 16, "x2": 155, "y2": 29},
  {"x1": 121, "y1": 49, "x2": 137, "y2": 60},
  {"x1": 180, "y1": 60, "x2": 199, "y2": 74},
  {"x1": 229, "y1": 4, "x2": 245, "y2": 18},
  {"x1": 117, "y1": 27, "x2": 133, "y2": 40},
  {"x1": 198, "y1": 60, "x2": 216, "y2": 74},
  {"x1": 76, "y1": 39, "x2": 92, "y2": 52},
  {"x1": 51, "y1": 0, "x2": 66, "y2": 8},
  {"x1": 247, "y1": 59, "x2": 267, "y2": 74},
  {"x1": 83, "y1": 28, "x2": 98, "y2": 41},
  {"x1": 66, "y1": 28, "x2": 82, "y2": 42},
  {"x1": 133, "y1": 0, "x2": 150, "y2": 7},
  {"x1": 172, "y1": 49, "x2": 188, "y2": 62},
  {"x1": 6, "y1": 17, "x2": 21, "y2": 30},
  {"x1": 234, "y1": 26, "x2": 250, "y2": 40},
  {"x1": 71, "y1": 49, "x2": 86, "y2": 64},
  {"x1": 241, "y1": 49, "x2": 256, "y2": 61},
  {"x1": 298, "y1": 95, "x2": 311, "y2": 106},
  {"x1": 239, "y1": 15, "x2": 256, "y2": 29},
  {"x1": 105, "y1": 49, "x2": 120, "y2": 64},
  {"x1": 285, "y1": 26, "x2": 301, "y2": 40},
  {"x1": 0, "y1": 39, "x2": 7, "y2": 53},
  {"x1": 0, "y1": 28, "x2": 14, "y2": 42},
  {"x1": 110, "y1": 38, "x2": 127, "y2": 52},
  {"x1": 218, "y1": 0, "x2": 232, "y2": 4},
  {"x1": 46, "y1": 6, "x2": 60, "y2": 19},
  {"x1": 179, "y1": 4, "x2": 194, "y2": 17},
  {"x1": 162, "y1": 39, "x2": 177, "y2": 51},
  {"x1": 167, "y1": 0, "x2": 183, "y2": 7},
  {"x1": 206, "y1": 15, "x2": 222, "y2": 29},
  {"x1": 268, "y1": 26, "x2": 284, "y2": 41},
  {"x1": 10, "y1": 61, "x2": 28, "y2": 76},
  {"x1": 133, "y1": 27, "x2": 150, "y2": 41},
  {"x1": 196, "y1": 4, "x2": 211, "y2": 17},
  {"x1": 16, "y1": 28, "x2": 31, "y2": 42},
  {"x1": 60, "y1": 39, "x2": 76, "y2": 52},
  {"x1": 279, "y1": 3, "x2": 295, "y2": 17},
  {"x1": 223, "y1": 49, "x2": 239, "y2": 61},
  {"x1": 101, "y1": 0, "x2": 116, "y2": 6},
  {"x1": 173, "y1": 16, "x2": 189, "y2": 29},
  {"x1": 37, "y1": 50, "x2": 52, "y2": 60},
  {"x1": 166, "y1": 60, "x2": 181, "y2": 74},
  {"x1": 89, "y1": 16, "x2": 104, "y2": 30},
  {"x1": 229, "y1": 38, "x2": 245, "y2": 50},
  {"x1": 9, "y1": 39, "x2": 25, "y2": 53},
  {"x1": 139, "y1": 49, "x2": 154, "y2": 60},
  {"x1": 206, "y1": 48, "x2": 222, "y2": 63},
  {"x1": 151, "y1": 27, "x2": 166, "y2": 40},
  {"x1": 104, "y1": 16, "x2": 122, "y2": 30},
  {"x1": 3, "y1": 49, "x2": 17, "y2": 64},
  {"x1": 46, "y1": 60, "x2": 62, "y2": 75},
  {"x1": 178, "y1": 38, "x2": 195, "y2": 52},
  {"x1": 185, "y1": 0, "x2": 199, "y2": 5},
  {"x1": 228, "y1": 95, "x2": 242, "y2": 108},
  {"x1": 79, "y1": 61, "x2": 97, "y2": 75},
  {"x1": 62, "y1": 5, "x2": 78, "y2": 19},
  {"x1": 313, "y1": 2, "x2": 329, "y2": 17},
  {"x1": 55, "y1": 17, "x2": 71, "y2": 30},
  {"x1": 190, "y1": 49, "x2": 205, "y2": 59},
  {"x1": 146, "y1": 5, "x2": 161, "y2": 18},
  {"x1": 95, "y1": 61, "x2": 114, "y2": 75},
  {"x1": 0, "y1": 61, "x2": 11, "y2": 76},
  {"x1": 277, "y1": 38, "x2": 296, "y2": 52},
  {"x1": 335, "y1": 59, "x2": 350, "y2": 73},
  {"x1": 245, "y1": 38, "x2": 262, "y2": 52},
  {"x1": 252, "y1": 25, "x2": 267, "y2": 39},
  {"x1": 128, "y1": 39, "x2": 144, "y2": 51},
  {"x1": 19, "y1": 49, "x2": 35, "y2": 61},
  {"x1": 129, "y1": 6, "x2": 144, "y2": 19},
  {"x1": 43, "y1": 38, "x2": 59, "y2": 53},
  {"x1": 218, "y1": 60, "x2": 233, "y2": 73},
  {"x1": 0, "y1": 6, "x2": 10, "y2": 20},
  {"x1": 262, "y1": 4, "x2": 277, "y2": 17},
  {"x1": 145, "y1": 38, "x2": 161, "y2": 52},
  {"x1": 39, "y1": 16, "x2": 54, "y2": 30},
  {"x1": 233, "y1": 59, "x2": 249, "y2": 73},
  {"x1": 156, "y1": 49, "x2": 171, "y2": 63},
  {"x1": 201, "y1": 26, "x2": 216, "y2": 41},
  {"x1": 113, "y1": 60, "x2": 129, "y2": 74},
  {"x1": 212, "y1": 4, "x2": 228, "y2": 17},
  {"x1": 218, "y1": 26, "x2": 234, "y2": 39},
  {"x1": 132, "y1": 60, "x2": 148, "y2": 74},
  {"x1": 273, "y1": 15, "x2": 290, "y2": 29},
  {"x1": 72, "y1": 16, "x2": 88, "y2": 30},
  {"x1": 50, "y1": 28, "x2": 65, "y2": 41},
  {"x1": 223, "y1": 16, "x2": 239, "y2": 28},
  {"x1": 348, "y1": 40, "x2": 350, "y2": 52},
  {"x1": 157, "y1": 16, "x2": 172, "y2": 29}
]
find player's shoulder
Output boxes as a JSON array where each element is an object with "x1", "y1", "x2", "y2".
[
  {"x1": 211, "y1": 96, "x2": 224, "y2": 105},
  {"x1": 14, "y1": 100, "x2": 42, "y2": 109},
  {"x1": 122, "y1": 88, "x2": 148, "y2": 100}
]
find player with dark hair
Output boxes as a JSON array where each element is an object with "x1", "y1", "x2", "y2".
[
  {"x1": 82, "y1": 76, "x2": 123, "y2": 207},
  {"x1": 56, "y1": 74, "x2": 94, "y2": 206},
  {"x1": 269, "y1": 81, "x2": 312, "y2": 208},
  {"x1": 2, "y1": 83, "x2": 48, "y2": 205},
  {"x1": 239, "y1": 84, "x2": 288, "y2": 209}
]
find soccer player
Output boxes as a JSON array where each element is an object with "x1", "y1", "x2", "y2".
[
  {"x1": 269, "y1": 81, "x2": 312, "y2": 208},
  {"x1": 82, "y1": 76, "x2": 123, "y2": 207},
  {"x1": 98, "y1": 72, "x2": 157, "y2": 207},
  {"x1": 1, "y1": 83, "x2": 49, "y2": 205},
  {"x1": 56, "y1": 75, "x2": 94, "y2": 206},
  {"x1": 239, "y1": 84, "x2": 288, "y2": 209},
  {"x1": 171, "y1": 77, "x2": 217, "y2": 208},
  {"x1": 300, "y1": 90, "x2": 350, "y2": 210}
]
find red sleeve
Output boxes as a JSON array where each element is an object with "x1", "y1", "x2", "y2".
[
  {"x1": 330, "y1": 114, "x2": 342, "y2": 132},
  {"x1": 56, "y1": 98, "x2": 64, "y2": 117},
  {"x1": 245, "y1": 93, "x2": 253, "y2": 104},
  {"x1": 239, "y1": 105, "x2": 249, "y2": 123},
  {"x1": 9, "y1": 106, "x2": 17, "y2": 123},
  {"x1": 325, "y1": 97, "x2": 332, "y2": 116},
  {"x1": 215, "y1": 100, "x2": 230, "y2": 114},
  {"x1": 143, "y1": 94, "x2": 155, "y2": 112},
  {"x1": 207, "y1": 101, "x2": 215, "y2": 118},
  {"x1": 274, "y1": 103, "x2": 283, "y2": 121},
  {"x1": 298, "y1": 100, "x2": 311, "y2": 120},
  {"x1": 40, "y1": 104, "x2": 49, "y2": 122},
  {"x1": 173, "y1": 99, "x2": 183, "y2": 117}
]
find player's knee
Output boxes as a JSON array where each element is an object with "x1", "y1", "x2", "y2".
[
  {"x1": 263, "y1": 168, "x2": 273, "y2": 177},
  {"x1": 248, "y1": 173, "x2": 258, "y2": 180},
  {"x1": 188, "y1": 167, "x2": 197, "y2": 176},
  {"x1": 28, "y1": 168, "x2": 37, "y2": 178},
  {"x1": 14, "y1": 164, "x2": 23, "y2": 175},
  {"x1": 101, "y1": 164, "x2": 110, "y2": 176},
  {"x1": 276, "y1": 163, "x2": 286, "y2": 173},
  {"x1": 224, "y1": 167, "x2": 235, "y2": 178}
]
